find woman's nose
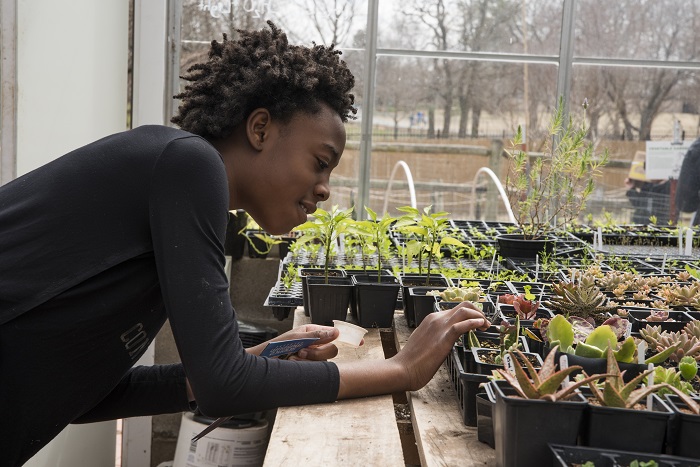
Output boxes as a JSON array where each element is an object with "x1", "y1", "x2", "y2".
[{"x1": 315, "y1": 181, "x2": 330, "y2": 202}]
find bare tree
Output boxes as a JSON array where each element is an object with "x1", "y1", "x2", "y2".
[
  {"x1": 284, "y1": 0, "x2": 358, "y2": 47},
  {"x1": 578, "y1": 0, "x2": 699, "y2": 140},
  {"x1": 454, "y1": 0, "x2": 518, "y2": 138},
  {"x1": 403, "y1": 0, "x2": 458, "y2": 138}
]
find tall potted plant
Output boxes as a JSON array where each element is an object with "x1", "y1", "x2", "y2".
[
  {"x1": 500, "y1": 98, "x2": 609, "y2": 258},
  {"x1": 393, "y1": 205, "x2": 463, "y2": 326},
  {"x1": 350, "y1": 207, "x2": 401, "y2": 328},
  {"x1": 294, "y1": 205, "x2": 355, "y2": 325}
]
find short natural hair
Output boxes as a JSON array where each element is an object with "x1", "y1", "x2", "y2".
[{"x1": 171, "y1": 21, "x2": 356, "y2": 140}]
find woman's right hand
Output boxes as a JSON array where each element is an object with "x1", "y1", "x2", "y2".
[
  {"x1": 336, "y1": 301, "x2": 489, "y2": 399},
  {"x1": 392, "y1": 301, "x2": 490, "y2": 391}
]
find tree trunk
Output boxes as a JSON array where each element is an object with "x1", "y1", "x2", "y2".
[
  {"x1": 458, "y1": 94, "x2": 468, "y2": 138},
  {"x1": 442, "y1": 101, "x2": 452, "y2": 139},
  {"x1": 471, "y1": 105, "x2": 482, "y2": 138},
  {"x1": 428, "y1": 108, "x2": 436, "y2": 139}
]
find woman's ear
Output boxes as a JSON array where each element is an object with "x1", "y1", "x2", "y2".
[{"x1": 246, "y1": 108, "x2": 272, "y2": 151}]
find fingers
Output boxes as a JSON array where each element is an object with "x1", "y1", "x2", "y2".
[
  {"x1": 445, "y1": 301, "x2": 487, "y2": 322},
  {"x1": 286, "y1": 325, "x2": 339, "y2": 345},
  {"x1": 293, "y1": 342, "x2": 339, "y2": 361},
  {"x1": 454, "y1": 316, "x2": 491, "y2": 334},
  {"x1": 440, "y1": 302, "x2": 491, "y2": 332}
]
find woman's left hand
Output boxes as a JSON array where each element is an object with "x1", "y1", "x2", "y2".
[{"x1": 247, "y1": 324, "x2": 346, "y2": 361}]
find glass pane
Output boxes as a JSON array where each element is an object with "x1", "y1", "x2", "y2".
[
  {"x1": 182, "y1": 1, "x2": 367, "y2": 49},
  {"x1": 366, "y1": 56, "x2": 558, "y2": 221},
  {"x1": 322, "y1": 49, "x2": 364, "y2": 211},
  {"x1": 181, "y1": 1, "x2": 274, "y2": 42},
  {"x1": 377, "y1": 0, "x2": 563, "y2": 56},
  {"x1": 570, "y1": 65, "x2": 700, "y2": 224},
  {"x1": 575, "y1": 0, "x2": 700, "y2": 61}
]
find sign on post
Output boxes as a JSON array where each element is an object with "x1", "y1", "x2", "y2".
[{"x1": 645, "y1": 141, "x2": 692, "y2": 180}]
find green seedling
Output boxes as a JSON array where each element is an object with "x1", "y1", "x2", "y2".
[
  {"x1": 350, "y1": 207, "x2": 401, "y2": 282},
  {"x1": 395, "y1": 205, "x2": 466, "y2": 284},
  {"x1": 294, "y1": 205, "x2": 354, "y2": 283}
]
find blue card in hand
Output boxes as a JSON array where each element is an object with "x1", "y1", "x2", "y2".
[{"x1": 259, "y1": 338, "x2": 320, "y2": 359}]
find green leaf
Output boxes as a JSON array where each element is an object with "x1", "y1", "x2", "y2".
[
  {"x1": 584, "y1": 325, "x2": 617, "y2": 352},
  {"x1": 602, "y1": 381, "x2": 627, "y2": 408},
  {"x1": 574, "y1": 342, "x2": 604, "y2": 359},
  {"x1": 440, "y1": 237, "x2": 467, "y2": 248},
  {"x1": 510, "y1": 353, "x2": 541, "y2": 399},
  {"x1": 365, "y1": 206, "x2": 378, "y2": 222},
  {"x1": 613, "y1": 337, "x2": 636, "y2": 363},
  {"x1": 679, "y1": 356, "x2": 698, "y2": 380},
  {"x1": 547, "y1": 315, "x2": 574, "y2": 351},
  {"x1": 644, "y1": 342, "x2": 680, "y2": 365},
  {"x1": 466, "y1": 330, "x2": 480, "y2": 349}
]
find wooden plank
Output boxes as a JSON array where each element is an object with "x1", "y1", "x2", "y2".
[
  {"x1": 263, "y1": 309, "x2": 404, "y2": 466},
  {"x1": 395, "y1": 315, "x2": 496, "y2": 467}
]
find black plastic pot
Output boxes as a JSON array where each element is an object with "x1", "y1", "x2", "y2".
[
  {"x1": 624, "y1": 308, "x2": 694, "y2": 333},
  {"x1": 246, "y1": 230, "x2": 272, "y2": 258},
  {"x1": 549, "y1": 444, "x2": 700, "y2": 467},
  {"x1": 490, "y1": 380, "x2": 587, "y2": 467},
  {"x1": 306, "y1": 276, "x2": 353, "y2": 325},
  {"x1": 463, "y1": 331, "x2": 530, "y2": 374},
  {"x1": 277, "y1": 234, "x2": 297, "y2": 259},
  {"x1": 555, "y1": 350, "x2": 647, "y2": 383},
  {"x1": 496, "y1": 234, "x2": 556, "y2": 260},
  {"x1": 398, "y1": 273, "x2": 449, "y2": 327},
  {"x1": 300, "y1": 268, "x2": 346, "y2": 317},
  {"x1": 449, "y1": 346, "x2": 490, "y2": 427},
  {"x1": 351, "y1": 274, "x2": 400, "y2": 328},
  {"x1": 408, "y1": 286, "x2": 445, "y2": 327},
  {"x1": 476, "y1": 387, "x2": 495, "y2": 448},
  {"x1": 523, "y1": 326, "x2": 546, "y2": 358},
  {"x1": 224, "y1": 209, "x2": 248, "y2": 261},
  {"x1": 665, "y1": 394, "x2": 700, "y2": 459},
  {"x1": 580, "y1": 389, "x2": 673, "y2": 454},
  {"x1": 471, "y1": 348, "x2": 542, "y2": 376},
  {"x1": 458, "y1": 372, "x2": 490, "y2": 427}
]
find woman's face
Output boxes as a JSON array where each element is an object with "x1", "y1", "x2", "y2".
[{"x1": 235, "y1": 103, "x2": 346, "y2": 235}]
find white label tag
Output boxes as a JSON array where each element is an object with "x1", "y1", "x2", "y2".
[{"x1": 503, "y1": 353, "x2": 516, "y2": 375}]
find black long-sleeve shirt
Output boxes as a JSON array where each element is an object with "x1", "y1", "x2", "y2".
[{"x1": 0, "y1": 125, "x2": 339, "y2": 462}]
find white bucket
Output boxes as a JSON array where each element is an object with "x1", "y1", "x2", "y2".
[{"x1": 172, "y1": 412, "x2": 269, "y2": 467}]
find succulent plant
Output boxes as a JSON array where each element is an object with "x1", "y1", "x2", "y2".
[
  {"x1": 676, "y1": 270, "x2": 692, "y2": 282},
  {"x1": 638, "y1": 324, "x2": 700, "y2": 363},
  {"x1": 495, "y1": 346, "x2": 604, "y2": 401},
  {"x1": 583, "y1": 346, "x2": 670, "y2": 409},
  {"x1": 649, "y1": 299, "x2": 671, "y2": 310},
  {"x1": 427, "y1": 286, "x2": 482, "y2": 303},
  {"x1": 545, "y1": 282, "x2": 618, "y2": 325},
  {"x1": 645, "y1": 309, "x2": 670, "y2": 322},
  {"x1": 685, "y1": 320, "x2": 700, "y2": 339},
  {"x1": 653, "y1": 366, "x2": 695, "y2": 396},
  {"x1": 499, "y1": 286, "x2": 541, "y2": 320},
  {"x1": 596, "y1": 271, "x2": 635, "y2": 292},
  {"x1": 678, "y1": 356, "x2": 698, "y2": 380},
  {"x1": 656, "y1": 283, "x2": 700, "y2": 308},
  {"x1": 632, "y1": 288, "x2": 652, "y2": 301}
]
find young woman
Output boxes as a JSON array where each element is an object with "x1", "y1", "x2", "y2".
[{"x1": 0, "y1": 22, "x2": 488, "y2": 465}]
